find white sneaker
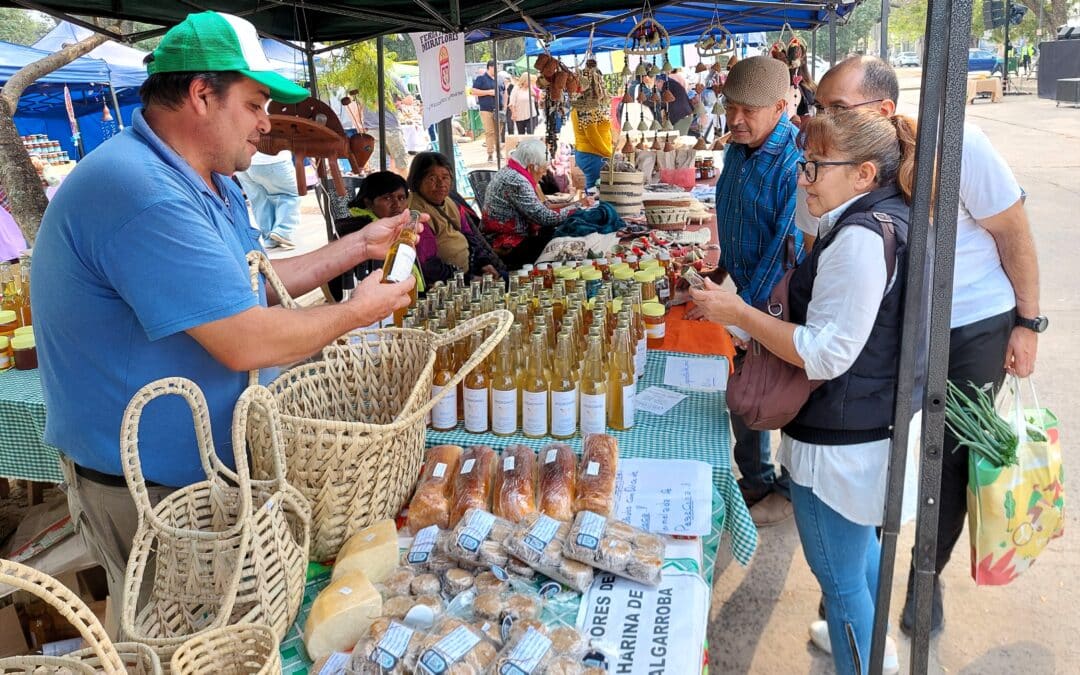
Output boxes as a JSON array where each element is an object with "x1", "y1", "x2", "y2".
[{"x1": 808, "y1": 620, "x2": 899, "y2": 675}]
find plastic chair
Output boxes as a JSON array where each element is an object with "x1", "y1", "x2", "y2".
[{"x1": 468, "y1": 169, "x2": 496, "y2": 211}]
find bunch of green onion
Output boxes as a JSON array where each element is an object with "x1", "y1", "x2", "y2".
[{"x1": 944, "y1": 380, "x2": 1019, "y2": 468}]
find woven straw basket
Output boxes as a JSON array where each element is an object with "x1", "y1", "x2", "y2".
[
  {"x1": 0, "y1": 559, "x2": 161, "y2": 674},
  {"x1": 245, "y1": 252, "x2": 513, "y2": 561},
  {"x1": 170, "y1": 624, "x2": 281, "y2": 675},
  {"x1": 597, "y1": 168, "x2": 645, "y2": 218},
  {"x1": 645, "y1": 205, "x2": 690, "y2": 231},
  {"x1": 120, "y1": 379, "x2": 309, "y2": 665}
]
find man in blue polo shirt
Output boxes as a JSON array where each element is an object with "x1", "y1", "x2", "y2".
[
  {"x1": 31, "y1": 12, "x2": 419, "y2": 604},
  {"x1": 690, "y1": 56, "x2": 804, "y2": 525}
]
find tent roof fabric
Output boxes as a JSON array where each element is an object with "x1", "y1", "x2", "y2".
[
  {"x1": 0, "y1": 40, "x2": 111, "y2": 85},
  {"x1": 30, "y1": 22, "x2": 148, "y2": 88}
]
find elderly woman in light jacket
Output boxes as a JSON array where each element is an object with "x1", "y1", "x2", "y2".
[{"x1": 481, "y1": 139, "x2": 583, "y2": 269}]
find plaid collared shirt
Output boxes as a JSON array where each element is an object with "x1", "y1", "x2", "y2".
[{"x1": 715, "y1": 115, "x2": 804, "y2": 306}]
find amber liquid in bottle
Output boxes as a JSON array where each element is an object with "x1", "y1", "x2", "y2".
[
  {"x1": 579, "y1": 335, "x2": 608, "y2": 436},
  {"x1": 607, "y1": 326, "x2": 636, "y2": 430},
  {"x1": 521, "y1": 332, "x2": 550, "y2": 438},
  {"x1": 462, "y1": 332, "x2": 490, "y2": 433},
  {"x1": 550, "y1": 332, "x2": 578, "y2": 439},
  {"x1": 430, "y1": 340, "x2": 458, "y2": 431},
  {"x1": 381, "y1": 211, "x2": 421, "y2": 284},
  {"x1": 490, "y1": 337, "x2": 519, "y2": 436}
]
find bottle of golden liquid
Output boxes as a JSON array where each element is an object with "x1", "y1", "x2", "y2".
[
  {"x1": 462, "y1": 332, "x2": 490, "y2": 433},
  {"x1": 579, "y1": 334, "x2": 608, "y2": 436},
  {"x1": 16, "y1": 261, "x2": 30, "y2": 327},
  {"x1": 490, "y1": 337, "x2": 519, "y2": 436},
  {"x1": 430, "y1": 338, "x2": 458, "y2": 431},
  {"x1": 630, "y1": 287, "x2": 648, "y2": 379},
  {"x1": 607, "y1": 325, "x2": 636, "y2": 430},
  {"x1": 521, "y1": 332, "x2": 549, "y2": 438},
  {"x1": 550, "y1": 331, "x2": 578, "y2": 439},
  {"x1": 381, "y1": 211, "x2": 420, "y2": 284},
  {"x1": 0, "y1": 263, "x2": 17, "y2": 318}
]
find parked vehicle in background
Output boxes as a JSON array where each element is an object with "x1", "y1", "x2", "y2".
[
  {"x1": 892, "y1": 52, "x2": 920, "y2": 67},
  {"x1": 968, "y1": 48, "x2": 1004, "y2": 74}
]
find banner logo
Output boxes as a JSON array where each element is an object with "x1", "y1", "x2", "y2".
[{"x1": 439, "y1": 46, "x2": 451, "y2": 92}]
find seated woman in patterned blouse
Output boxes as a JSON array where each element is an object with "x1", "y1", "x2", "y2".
[{"x1": 481, "y1": 140, "x2": 585, "y2": 269}]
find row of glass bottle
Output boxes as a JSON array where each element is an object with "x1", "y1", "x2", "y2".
[
  {"x1": 0, "y1": 253, "x2": 32, "y2": 329},
  {"x1": 408, "y1": 271, "x2": 651, "y2": 438}
]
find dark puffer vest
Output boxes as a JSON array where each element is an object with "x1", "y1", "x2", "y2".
[{"x1": 782, "y1": 186, "x2": 910, "y2": 445}]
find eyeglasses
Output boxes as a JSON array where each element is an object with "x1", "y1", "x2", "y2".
[
  {"x1": 810, "y1": 98, "x2": 885, "y2": 116},
  {"x1": 797, "y1": 159, "x2": 857, "y2": 183}
]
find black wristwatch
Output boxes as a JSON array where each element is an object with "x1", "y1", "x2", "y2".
[{"x1": 1015, "y1": 315, "x2": 1049, "y2": 333}]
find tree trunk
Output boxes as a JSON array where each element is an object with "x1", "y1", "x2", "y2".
[{"x1": 0, "y1": 29, "x2": 112, "y2": 245}]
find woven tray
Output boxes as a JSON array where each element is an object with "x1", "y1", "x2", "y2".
[{"x1": 645, "y1": 206, "x2": 690, "y2": 231}]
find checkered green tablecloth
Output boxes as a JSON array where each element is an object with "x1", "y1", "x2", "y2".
[
  {"x1": 279, "y1": 483, "x2": 729, "y2": 673},
  {"x1": 0, "y1": 368, "x2": 63, "y2": 483},
  {"x1": 427, "y1": 350, "x2": 757, "y2": 567}
]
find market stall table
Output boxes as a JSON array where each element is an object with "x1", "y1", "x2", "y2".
[{"x1": 0, "y1": 368, "x2": 63, "y2": 484}]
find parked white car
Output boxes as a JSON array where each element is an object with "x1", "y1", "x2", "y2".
[{"x1": 892, "y1": 52, "x2": 920, "y2": 67}]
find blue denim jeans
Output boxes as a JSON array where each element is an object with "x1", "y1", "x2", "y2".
[
  {"x1": 574, "y1": 150, "x2": 605, "y2": 191},
  {"x1": 236, "y1": 157, "x2": 300, "y2": 241},
  {"x1": 790, "y1": 482, "x2": 881, "y2": 675}
]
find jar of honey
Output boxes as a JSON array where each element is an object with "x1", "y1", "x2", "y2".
[
  {"x1": 634, "y1": 270, "x2": 657, "y2": 304},
  {"x1": 0, "y1": 310, "x2": 16, "y2": 339},
  {"x1": 581, "y1": 268, "x2": 602, "y2": 299},
  {"x1": 12, "y1": 334, "x2": 36, "y2": 370},
  {"x1": 642, "y1": 302, "x2": 667, "y2": 348}
]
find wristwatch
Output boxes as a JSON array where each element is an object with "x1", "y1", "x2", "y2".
[{"x1": 1015, "y1": 315, "x2": 1049, "y2": 333}]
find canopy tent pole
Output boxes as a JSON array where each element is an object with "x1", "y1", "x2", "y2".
[
  {"x1": 879, "y1": 0, "x2": 890, "y2": 60},
  {"x1": 377, "y1": 35, "x2": 388, "y2": 172},
  {"x1": 527, "y1": 53, "x2": 535, "y2": 133},
  {"x1": 869, "y1": 0, "x2": 973, "y2": 672},
  {"x1": 493, "y1": 39, "x2": 503, "y2": 168},
  {"x1": 828, "y1": 5, "x2": 837, "y2": 66},
  {"x1": 109, "y1": 83, "x2": 124, "y2": 130},
  {"x1": 305, "y1": 39, "x2": 319, "y2": 97},
  {"x1": 437, "y1": 118, "x2": 455, "y2": 181}
]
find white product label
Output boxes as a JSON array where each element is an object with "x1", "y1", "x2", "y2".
[
  {"x1": 621, "y1": 383, "x2": 636, "y2": 428},
  {"x1": 580, "y1": 393, "x2": 607, "y2": 435},
  {"x1": 317, "y1": 651, "x2": 350, "y2": 674},
  {"x1": 371, "y1": 622, "x2": 415, "y2": 671},
  {"x1": 463, "y1": 386, "x2": 489, "y2": 433},
  {"x1": 523, "y1": 514, "x2": 561, "y2": 553},
  {"x1": 460, "y1": 458, "x2": 476, "y2": 475},
  {"x1": 386, "y1": 244, "x2": 417, "y2": 283},
  {"x1": 407, "y1": 525, "x2": 439, "y2": 564},
  {"x1": 522, "y1": 390, "x2": 549, "y2": 436},
  {"x1": 491, "y1": 387, "x2": 518, "y2": 434},
  {"x1": 432, "y1": 462, "x2": 447, "y2": 479},
  {"x1": 419, "y1": 625, "x2": 481, "y2": 673},
  {"x1": 503, "y1": 455, "x2": 516, "y2": 472},
  {"x1": 431, "y1": 385, "x2": 457, "y2": 429},
  {"x1": 586, "y1": 461, "x2": 600, "y2": 476},
  {"x1": 0, "y1": 356, "x2": 9, "y2": 370},
  {"x1": 645, "y1": 322, "x2": 666, "y2": 339},
  {"x1": 545, "y1": 448, "x2": 560, "y2": 465},
  {"x1": 635, "y1": 336, "x2": 648, "y2": 376},
  {"x1": 550, "y1": 389, "x2": 577, "y2": 437},
  {"x1": 456, "y1": 510, "x2": 496, "y2": 553},
  {"x1": 504, "y1": 627, "x2": 554, "y2": 673},
  {"x1": 574, "y1": 510, "x2": 608, "y2": 550}
]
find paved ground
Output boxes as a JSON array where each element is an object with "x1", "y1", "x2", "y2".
[{"x1": 707, "y1": 79, "x2": 1080, "y2": 674}]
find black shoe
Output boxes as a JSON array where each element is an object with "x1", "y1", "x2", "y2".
[{"x1": 900, "y1": 569, "x2": 944, "y2": 636}]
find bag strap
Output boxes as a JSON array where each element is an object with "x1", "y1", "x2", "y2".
[{"x1": 871, "y1": 211, "x2": 899, "y2": 282}]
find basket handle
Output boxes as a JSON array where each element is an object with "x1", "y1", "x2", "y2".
[
  {"x1": 0, "y1": 559, "x2": 126, "y2": 674},
  {"x1": 246, "y1": 250, "x2": 300, "y2": 388},
  {"x1": 119, "y1": 378, "x2": 253, "y2": 539},
  {"x1": 406, "y1": 309, "x2": 513, "y2": 424},
  {"x1": 219, "y1": 384, "x2": 290, "y2": 489}
]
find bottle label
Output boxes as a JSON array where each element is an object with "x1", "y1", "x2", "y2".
[
  {"x1": 522, "y1": 390, "x2": 548, "y2": 436},
  {"x1": 386, "y1": 244, "x2": 417, "y2": 283},
  {"x1": 635, "y1": 336, "x2": 648, "y2": 375},
  {"x1": 463, "y1": 386, "x2": 488, "y2": 433},
  {"x1": 645, "y1": 322, "x2": 666, "y2": 339},
  {"x1": 550, "y1": 389, "x2": 577, "y2": 437},
  {"x1": 491, "y1": 388, "x2": 518, "y2": 434},
  {"x1": 579, "y1": 393, "x2": 606, "y2": 435},
  {"x1": 621, "y1": 383, "x2": 636, "y2": 428},
  {"x1": 431, "y1": 385, "x2": 457, "y2": 429}
]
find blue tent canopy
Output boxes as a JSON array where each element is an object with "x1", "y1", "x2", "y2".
[
  {"x1": 524, "y1": 33, "x2": 769, "y2": 56},
  {"x1": 0, "y1": 41, "x2": 110, "y2": 88},
  {"x1": 32, "y1": 20, "x2": 149, "y2": 88}
]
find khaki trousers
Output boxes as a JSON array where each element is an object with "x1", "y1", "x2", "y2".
[{"x1": 480, "y1": 110, "x2": 497, "y2": 156}]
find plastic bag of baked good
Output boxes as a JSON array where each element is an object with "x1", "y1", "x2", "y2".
[
  {"x1": 449, "y1": 445, "x2": 499, "y2": 528},
  {"x1": 503, "y1": 512, "x2": 595, "y2": 593},
  {"x1": 564, "y1": 510, "x2": 666, "y2": 585},
  {"x1": 447, "y1": 507, "x2": 513, "y2": 567},
  {"x1": 414, "y1": 617, "x2": 499, "y2": 674},
  {"x1": 538, "y1": 443, "x2": 576, "y2": 522},
  {"x1": 402, "y1": 526, "x2": 457, "y2": 576},
  {"x1": 572, "y1": 434, "x2": 619, "y2": 516},
  {"x1": 408, "y1": 445, "x2": 464, "y2": 533},
  {"x1": 493, "y1": 445, "x2": 539, "y2": 523},
  {"x1": 380, "y1": 592, "x2": 445, "y2": 621},
  {"x1": 492, "y1": 624, "x2": 592, "y2": 674},
  {"x1": 346, "y1": 619, "x2": 427, "y2": 674}
]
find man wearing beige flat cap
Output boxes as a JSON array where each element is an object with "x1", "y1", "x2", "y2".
[{"x1": 689, "y1": 55, "x2": 804, "y2": 526}]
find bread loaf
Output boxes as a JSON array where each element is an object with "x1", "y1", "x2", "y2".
[
  {"x1": 538, "y1": 443, "x2": 576, "y2": 522},
  {"x1": 493, "y1": 445, "x2": 538, "y2": 523},
  {"x1": 407, "y1": 445, "x2": 463, "y2": 533},
  {"x1": 449, "y1": 445, "x2": 498, "y2": 527},
  {"x1": 572, "y1": 434, "x2": 619, "y2": 516}
]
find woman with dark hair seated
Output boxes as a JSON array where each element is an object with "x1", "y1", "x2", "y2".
[{"x1": 407, "y1": 151, "x2": 505, "y2": 286}]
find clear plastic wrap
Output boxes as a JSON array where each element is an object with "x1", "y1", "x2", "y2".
[
  {"x1": 493, "y1": 445, "x2": 538, "y2": 523},
  {"x1": 538, "y1": 443, "x2": 577, "y2": 522},
  {"x1": 449, "y1": 445, "x2": 498, "y2": 528},
  {"x1": 415, "y1": 617, "x2": 499, "y2": 674},
  {"x1": 408, "y1": 445, "x2": 464, "y2": 533},
  {"x1": 564, "y1": 511, "x2": 666, "y2": 586},
  {"x1": 492, "y1": 624, "x2": 591, "y2": 675},
  {"x1": 381, "y1": 593, "x2": 444, "y2": 620},
  {"x1": 382, "y1": 567, "x2": 417, "y2": 597},
  {"x1": 346, "y1": 619, "x2": 426, "y2": 674},
  {"x1": 446, "y1": 507, "x2": 513, "y2": 567},
  {"x1": 503, "y1": 512, "x2": 595, "y2": 593},
  {"x1": 572, "y1": 434, "x2": 619, "y2": 517},
  {"x1": 441, "y1": 567, "x2": 476, "y2": 597},
  {"x1": 493, "y1": 626, "x2": 555, "y2": 674}
]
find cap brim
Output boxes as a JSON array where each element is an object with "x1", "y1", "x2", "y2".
[{"x1": 241, "y1": 70, "x2": 310, "y2": 104}]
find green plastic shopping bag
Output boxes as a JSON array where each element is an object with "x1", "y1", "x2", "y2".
[{"x1": 967, "y1": 376, "x2": 1065, "y2": 586}]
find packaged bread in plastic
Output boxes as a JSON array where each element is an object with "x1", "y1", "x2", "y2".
[
  {"x1": 493, "y1": 626, "x2": 556, "y2": 674},
  {"x1": 408, "y1": 445, "x2": 463, "y2": 533},
  {"x1": 471, "y1": 589, "x2": 543, "y2": 625},
  {"x1": 447, "y1": 507, "x2": 513, "y2": 567},
  {"x1": 415, "y1": 617, "x2": 498, "y2": 674},
  {"x1": 493, "y1": 445, "x2": 538, "y2": 522},
  {"x1": 538, "y1": 443, "x2": 576, "y2": 522},
  {"x1": 381, "y1": 592, "x2": 445, "y2": 620},
  {"x1": 564, "y1": 511, "x2": 666, "y2": 586},
  {"x1": 346, "y1": 619, "x2": 426, "y2": 674},
  {"x1": 449, "y1": 445, "x2": 498, "y2": 528},
  {"x1": 572, "y1": 434, "x2": 619, "y2": 516},
  {"x1": 503, "y1": 512, "x2": 594, "y2": 593}
]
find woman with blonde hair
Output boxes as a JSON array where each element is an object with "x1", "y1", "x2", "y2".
[
  {"x1": 508, "y1": 73, "x2": 539, "y2": 134},
  {"x1": 689, "y1": 108, "x2": 919, "y2": 675}
]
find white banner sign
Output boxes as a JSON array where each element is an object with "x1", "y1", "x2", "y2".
[{"x1": 409, "y1": 31, "x2": 467, "y2": 128}]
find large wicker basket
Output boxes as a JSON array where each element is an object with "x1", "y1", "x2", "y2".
[
  {"x1": 120, "y1": 379, "x2": 309, "y2": 664},
  {"x1": 597, "y1": 168, "x2": 645, "y2": 218},
  {"x1": 246, "y1": 251, "x2": 512, "y2": 560},
  {"x1": 170, "y1": 624, "x2": 281, "y2": 675},
  {"x1": 0, "y1": 559, "x2": 161, "y2": 674}
]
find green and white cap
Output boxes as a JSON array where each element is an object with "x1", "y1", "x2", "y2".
[{"x1": 147, "y1": 11, "x2": 309, "y2": 104}]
